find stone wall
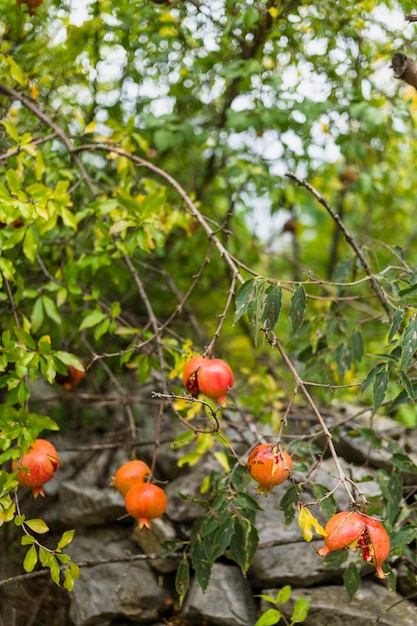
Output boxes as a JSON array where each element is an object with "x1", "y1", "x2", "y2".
[{"x1": 1, "y1": 395, "x2": 417, "y2": 626}]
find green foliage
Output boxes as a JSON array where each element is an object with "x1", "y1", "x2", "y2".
[
  {"x1": 0, "y1": 0, "x2": 417, "y2": 611},
  {"x1": 255, "y1": 586, "x2": 310, "y2": 626},
  {"x1": 170, "y1": 466, "x2": 260, "y2": 606}
]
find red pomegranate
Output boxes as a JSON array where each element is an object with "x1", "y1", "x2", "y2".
[
  {"x1": 13, "y1": 439, "x2": 60, "y2": 498},
  {"x1": 318, "y1": 511, "x2": 390, "y2": 578},
  {"x1": 182, "y1": 356, "x2": 234, "y2": 402}
]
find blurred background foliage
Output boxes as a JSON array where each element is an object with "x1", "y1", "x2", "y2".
[{"x1": 1, "y1": 0, "x2": 417, "y2": 432}]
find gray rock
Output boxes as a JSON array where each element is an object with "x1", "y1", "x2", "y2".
[
  {"x1": 56, "y1": 481, "x2": 126, "y2": 526},
  {"x1": 269, "y1": 580, "x2": 417, "y2": 626},
  {"x1": 182, "y1": 562, "x2": 257, "y2": 626},
  {"x1": 165, "y1": 461, "x2": 216, "y2": 523},
  {"x1": 67, "y1": 526, "x2": 168, "y2": 625},
  {"x1": 248, "y1": 481, "x2": 355, "y2": 587},
  {"x1": 131, "y1": 516, "x2": 179, "y2": 573}
]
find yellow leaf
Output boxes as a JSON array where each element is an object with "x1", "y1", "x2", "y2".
[
  {"x1": 268, "y1": 7, "x2": 278, "y2": 18},
  {"x1": 298, "y1": 506, "x2": 327, "y2": 542},
  {"x1": 213, "y1": 451, "x2": 230, "y2": 472}
]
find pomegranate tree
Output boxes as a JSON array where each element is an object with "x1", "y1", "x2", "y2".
[
  {"x1": 182, "y1": 356, "x2": 234, "y2": 402},
  {"x1": 318, "y1": 511, "x2": 390, "y2": 578}
]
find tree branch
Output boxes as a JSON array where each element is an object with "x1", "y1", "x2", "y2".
[
  {"x1": 391, "y1": 52, "x2": 417, "y2": 90},
  {"x1": 285, "y1": 172, "x2": 392, "y2": 321}
]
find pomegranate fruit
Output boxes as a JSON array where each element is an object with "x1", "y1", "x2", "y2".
[
  {"x1": 112, "y1": 459, "x2": 151, "y2": 496},
  {"x1": 247, "y1": 443, "x2": 292, "y2": 496},
  {"x1": 124, "y1": 482, "x2": 167, "y2": 529},
  {"x1": 12, "y1": 439, "x2": 60, "y2": 498},
  {"x1": 182, "y1": 356, "x2": 234, "y2": 402},
  {"x1": 55, "y1": 364, "x2": 85, "y2": 390},
  {"x1": 318, "y1": 511, "x2": 390, "y2": 578}
]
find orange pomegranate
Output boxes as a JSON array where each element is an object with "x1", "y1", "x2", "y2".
[
  {"x1": 112, "y1": 460, "x2": 151, "y2": 496},
  {"x1": 182, "y1": 356, "x2": 234, "y2": 402},
  {"x1": 247, "y1": 443, "x2": 292, "y2": 496},
  {"x1": 318, "y1": 511, "x2": 390, "y2": 578},
  {"x1": 12, "y1": 439, "x2": 60, "y2": 498},
  {"x1": 124, "y1": 483, "x2": 167, "y2": 529}
]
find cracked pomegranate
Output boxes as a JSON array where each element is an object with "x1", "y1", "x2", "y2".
[
  {"x1": 182, "y1": 356, "x2": 234, "y2": 402},
  {"x1": 247, "y1": 443, "x2": 292, "y2": 496},
  {"x1": 13, "y1": 439, "x2": 60, "y2": 498},
  {"x1": 318, "y1": 511, "x2": 390, "y2": 578}
]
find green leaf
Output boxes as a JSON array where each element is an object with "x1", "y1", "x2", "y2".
[
  {"x1": 190, "y1": 536, "x2": 212, "y2": 592},
  {"x1": 42, "y1": 295, "x2": 62, "y2": 325},
  {"x1": 276, "y1": 585, "x2": 292, "y2": 604},
  {"x1": 343, "y1": 561, "x2": 361, "y2": 601},
  {"x1": 229, "y1": 518, "x2": 258, "y2": 574},
  {"x1": 388, "y1": 308, "x2": 404, "y2": 343},
  {"x1": 291, "y1": 597, "x2": 310, "y2": 624},
  {"x1": 79, "y1": 310, "x2": 108, "y2": 330},
  {"x1": 63, "y1": 567, "x2": 75, "y2": 591},
  {"x1": 372, "y1": 367, "x2": 388, "y2": 413},
  {"x1": 60, "y1": 207, "x2": 77, "y2": 230},
  {"x1": 398, "y1": 371, "x2": 415, "y2": 401},
  {"x1": 57, "y1": 529, "x2": 75, "y2": 550},
  {"x1": 351, "y1": 330, "x2": 363, "y2": 362},
  {"x1": 25, "y1": 518, "x2": 49, "y2": 534},
  {"x1": 30, "y1": 297, "x2": 45, "y2": 333},
  {"x1": 14, "y1": 327, "x2": 37, "y2": 350},
  {"x1": 279, "y1": 485, "x2": 298, "y2": 525},
  {"x1": 390, "y1": 453, "x2": 417, "y2": 474},
  {"x1": 335, "y1": 343, "x2": 352, "y2": 380},
  {"x1": 49, "y1": 555, "x2": 61, "y2": 586},
  {"x1": 21, "y1": 535, "x2": 36, "y2": 545},
  {"x1": 23, "y1": 228, "x2": 37, "y2": 263},
  {"x1": 400, "y1": 316, "x2": 417, "y2": 371},
  {"x1": 289, "y1": 285, "x2": 306, "y2": 334},
  {"x1": 261, "y1": 283, "x2": 282, "y2": 331},
  {"x1": 175, "y1": 555, "x2": 190, "y2": 607},
  {"x1": 234, "y1": 279, "x2": 257, "y2": 324},
  {"x1": 6, "y1": 169, "x2": 21, "y2": 194},
  {"x1": 23, "y1": 545, "x2": 38, "y2": 572},
  {"x1": 0, "y1": 257, "x2": 15, "y2": 281},
  {"x1": 254, "y1": 608, "x2": 282, "y2": 626},
  {"x1": 384, "y1": 472, "x2": 403, "y2": 528}
]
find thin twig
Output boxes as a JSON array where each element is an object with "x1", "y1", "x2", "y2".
[
  {"x1": 264, "y1": 329, "x2": 365, "y2": 506},
  {"x1": 285, "y1": 172, "x2": 392, "y2": 321}
]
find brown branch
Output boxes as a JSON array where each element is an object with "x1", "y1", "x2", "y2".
[
  {"x1": 264, "y1": 330, "x2": 366, "y2": 507},
  {"x1": 391, "y1": 52, "x2": 417, "y2": 90},
  {"x1": 285, "y1": 172, "x2": 392, "y2": 321},
  {"x1": 0, "y1": 552, "x2": 179, "y2": 587}
]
